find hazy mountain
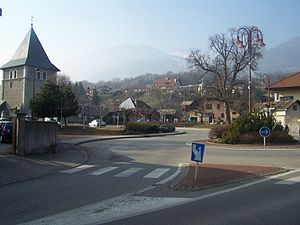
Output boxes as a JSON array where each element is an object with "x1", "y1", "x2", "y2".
[
  {"x1": 66, "y1": 45, "x2": 188, "y2": 82},
  {"x1": 259, "y1": 36, "x2": 300, "y2": 73},
  {"x1": 65, "y1": 37, "x2": 300, "y2": 82}
]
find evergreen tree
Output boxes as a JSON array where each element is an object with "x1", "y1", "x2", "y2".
[
  {"x1": 30, "y1": 74, "x2": 80, "y2": 126},
  {"x1": 30, "y1": 80, "x2": 60, "y2": 118}
]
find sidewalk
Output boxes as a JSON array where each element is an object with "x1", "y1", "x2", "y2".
[{"x1": 0, "y1": 143, "x2": 87, "y2": 186}]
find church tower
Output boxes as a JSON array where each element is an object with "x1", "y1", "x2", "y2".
[{"x1": 1, "y1": 26, "x2": 60, "y2": 114}]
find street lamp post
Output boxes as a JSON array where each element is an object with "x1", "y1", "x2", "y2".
[
  {"x1": 236, "y1": 26, "x2": 265, "y2": 112},
  {"x1": 263, "y1": 74, "x2": 271, "y2": 116},
  {"x1": 87, "y1": 87, "x2": 90, "y2": 125}
]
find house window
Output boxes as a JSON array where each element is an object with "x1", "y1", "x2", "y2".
[
  {"x1": 10, "y1": 82, "x2": 12, "y2": 88},
  {"x1": 221, "y1": 113, "x2": 225, "y2": 118},
  {"x1": 217, "y1": 104, "x2": 220, "y2": 109},
  {"x1": 9, "y1": 71, "x2": 13, "y2": 79},
  {"x1": 206, "y1": 104, "x2": 212, "y2": 110},
  {"x1": 14, "y1": 70, "x2": 17, "y2": 79},
  {"x1": 280, "y1": 96, "x2": 294, "y2": 101},
  {"x1": 232, "y1": 112, "x2": 237, "y2": 115},
  {"x1": 43, "y1": 71, "x2": 47, "y2": 80},
  {"x1": 293, "y1": 105, "x2": 297, "y2": 111}
]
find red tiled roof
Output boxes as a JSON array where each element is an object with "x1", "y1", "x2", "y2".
[
  {"x1": 253, "y1": 99, "x2": 299, "y2": 111},
  {"x1": 269, "y1": 72, "x2": 300, "y2": 90},
  {"x1": 154, "y1": 77, "x2": 181, "y2": 88}
]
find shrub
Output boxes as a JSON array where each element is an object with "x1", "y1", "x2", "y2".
[
  {"x1": 238, "y1": 132, "x2": 261, "y2": 144},
  {"x1": 208, "y1": 125, "x2": 228, "y2": 140},
  {"x1": 159, "y1": 124, "x2": 175, "y2": 133},
  {"x1": 221, "y1": 112, "x2": 285, "y2": 144},
  {"x1": 125, "y1": 122, "x2": 160, "y2": 134},
  {"x1": 222, "y1": 129, "x2": 239, "y2": 144},
  {"x1": 268, "y1": 130, "x2": 297, "y2": 143}
]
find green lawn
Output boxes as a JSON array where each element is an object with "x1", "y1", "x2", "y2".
[{"x1": 58, "y1": 125, "x2": 126, "y2": 136}]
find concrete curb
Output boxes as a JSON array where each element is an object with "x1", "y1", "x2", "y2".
[
  {"x1": 171, "y1": 164, "x2": 289, "y2": 191},
  {"x1": 169, "y1": 164, "x2": 190, "y2": 189},
  {"x1": 194, "y1": 140, "x2": 300, "y2": 150},
  {"x1": 71, "y1": 131, "x2": 186, "y2": 146}
]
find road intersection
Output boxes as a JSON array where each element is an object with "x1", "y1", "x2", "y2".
[{"x1": 0, "y1": 128, "x2": 299, "y2": 225}]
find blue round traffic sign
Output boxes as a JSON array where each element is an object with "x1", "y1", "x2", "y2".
[{"x1": 259, "y1": 127, "x2": 271, "y2": 137}]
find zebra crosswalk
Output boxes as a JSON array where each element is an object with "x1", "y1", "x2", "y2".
[
  {"x1": 143, "y1": 168, "x2": 170, "y2": 178},
  {"x1": 60, "y1": 165, "x2": 96, "y2": 174},
  {"x1": 89, "y1": 166, "x2": 118, "y2": 176},
  {"x1": 60, "y1": 165, "x2": 172, "y2": 179}
]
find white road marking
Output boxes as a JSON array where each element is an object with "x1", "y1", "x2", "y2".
[
  {"x1": 21, "y1": 195, "x2": 189, "y2": 225},
  {"x1": 21, "y1": 169, "x2": 300, "y2": 225},
  {"x1": 114, "y1": 167, "x2": 143, "y2": 177},
  {"x1": 274, "y1": 176, "x2": 300, "y2": 185},
  {"x1": 144, "y1": 168, "x2": 170, "y2": 178},
  {"x1": 60, "y1": 165, "x2": 96, "y2": 174},
  {"x1": 89, "y1": 167, "x2": 118, "y2": 176}
]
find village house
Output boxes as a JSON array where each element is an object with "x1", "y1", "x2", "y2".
[
  {"x1": 154, "y1": 77, "x2": 182, "y2": 93},
  {"x1": 185, "y1": 97, "x2": 239, "y2": 124},
  {"x1": 254, "y1": 72, "x2": 300, "y2": 135},
  {"x1": 118, "y1": 97, "x2": 159, "y2": 123},
  {"x1": 269, "y1": 72, "x2": 300, "y2": 101},
  {"x1": 254, "y1": 100, "x2": 300, "y2": 135}
]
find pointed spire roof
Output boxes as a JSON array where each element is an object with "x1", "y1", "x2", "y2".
[
  {"x1": 1, "y1": 27, "x2": 59, "y2": 71},
  {"x1": 119, "y1": 98, "x2": 136, "y2": 110}
]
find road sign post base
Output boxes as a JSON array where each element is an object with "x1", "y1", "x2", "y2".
[{"x1": 194, "y1": 162, "x2": 199, "y2": 182}]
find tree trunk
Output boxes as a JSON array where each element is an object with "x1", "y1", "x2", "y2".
[
  {"x1": 225, "y1": 102, "x2": 231, "y2": 124},
  {"x1": 64, "y1": 117, "x2": 67, "y2": 127}
]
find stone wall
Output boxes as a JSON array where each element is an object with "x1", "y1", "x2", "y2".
[{"x1": 16, "y1": 114, "x2": 58, "y2": 155}]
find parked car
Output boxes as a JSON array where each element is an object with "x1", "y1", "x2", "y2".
[
  {"x1": 88, "y1": 119, "x2": 106, "y2": 127},
  {"x1": 0, "y1": 122, "x2": 13, "y2": 143},
  {"x1": 0, "y1": 120, "x2": 13, "y2": 133},
  {"x1": 0, "y1": 117, "x2": 10, "y2": 122},
  {"x1": 44, "y1": 117, "x2": 61, "y2": 127},
  {"x1": 136, "y1": 117, "x2": 149, "y2": 122}
]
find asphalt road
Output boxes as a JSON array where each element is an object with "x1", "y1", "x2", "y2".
[
  {"x1": 102, "y1": 170, "x2": 300, "y2": 225},
  {"x1": 1, "y1": 128, "x2": 299, "y2": 225},
  {"x1": 94, "y1": 128, "x2": 300, "y2": 169}
]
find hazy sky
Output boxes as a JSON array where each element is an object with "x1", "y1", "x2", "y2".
[{"x1": 1, "y1": 0, "x2": 300, "y2": 81}]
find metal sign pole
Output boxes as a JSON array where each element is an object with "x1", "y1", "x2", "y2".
[
  {"x1": 194, "y1": 162, "x2": 199, "y2": 181},
  {"x1": 264, "y1": 137, "x2": 266, "y2": 146}
]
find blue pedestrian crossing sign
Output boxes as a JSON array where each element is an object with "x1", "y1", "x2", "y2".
[{"x1": 191, "y1": 143, "x2": 205, "y2": 162}]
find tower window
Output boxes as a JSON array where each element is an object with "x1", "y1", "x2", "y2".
[
  {"x1": 9, "y1": 71, "x2": 13, "y2": 79},
  {"x1": 14, "y1": 70, "x2": 17, "y2": 79},
  {"x1": 43, "y1": 71, "x2": 47, "y2": 80},
  {"x1": 36, "y1": 70, "x2": 41, "y2": 80}
]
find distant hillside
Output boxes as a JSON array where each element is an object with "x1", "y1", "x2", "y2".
[
  {"x1": 66, "y1": 45, "x2": 188, "y2": 82},
  {"x1": 66, "y1": 37, "x2": 300, "y2": 83},
  {"x1": 259, "y1": 36, "x2": 300, "y2": 73}
]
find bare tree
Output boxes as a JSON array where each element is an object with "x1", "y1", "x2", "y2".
[{"x1": 186, "y1": 28, "x2": 263, "y2": 124}]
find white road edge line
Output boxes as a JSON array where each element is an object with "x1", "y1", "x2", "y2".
[
  {"x1": 20, "y1": 168, "x2": 300, "y2": 225},
  {"x1": 274, "y1": 175, "x2": 300, "y2": 185},
  {"x1": 96, "y1": 168, "x2": 300, "y2": 225}
]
